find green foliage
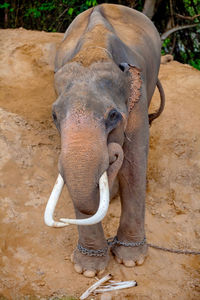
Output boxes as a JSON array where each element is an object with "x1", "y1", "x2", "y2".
[
  {"x1": 188, "y1": 58, "x2": 200, "y2": 70},
  {"x1": 158, "y1": 0, "x2": 200, "y2": 70},
  {"x1": 0, "y1": 0, "x2": 99, "y2": 32},
  {"x1": 68, "y1": 8, "x2": 74, "y2": 16},
  {"x1": 0, "y1": 3, "x2": 10, "y2": 9},
  {"x1": 161, "y1": 38, "x2": 171, "y2": 55}
]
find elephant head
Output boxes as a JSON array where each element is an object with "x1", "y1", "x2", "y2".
[{"x1": 44, "y1": 61, "x2": 139, "y2": 227}]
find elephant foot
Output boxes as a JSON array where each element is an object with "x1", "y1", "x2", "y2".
[
  {"x1": 71, "y1": 248, "x2": 110, "y2": 277},
  {"x1": 111, "y1": 243, "x2": 148, "y2": 267}
]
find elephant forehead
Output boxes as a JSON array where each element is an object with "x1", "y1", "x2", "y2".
[
  {"x1": 54, "y1": 61, "x2": 129, "y2": 123},
  {"x1": 61, "y1": 109, "x2": 104, "y2": 133},
  {"x1": 60, "y1": 114, "x2": 107, "y2": 160},
  {"x1": 58, "y1": 84, "x2": 116, "y2": 119}
]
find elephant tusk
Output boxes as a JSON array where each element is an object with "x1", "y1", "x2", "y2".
[
  {"x1": 44, "y1": 172, "x2": 110, "y2": 227},
  {"x1": 60, "y1": 171, "x2": 110, "y2": 225},
  {"x1": 44, "y1": 174, "x2": 69, "y2": 227}
]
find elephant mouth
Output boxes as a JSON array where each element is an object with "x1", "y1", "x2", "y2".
[
  {"x1": 44, "y1": 171, "x2": 110, "y2": 227},
  {"x1": 44, "y1": 142, "x2": 123, "y2": 228},
  {"x1": 107, "y1": 142, "x2": 124, "y2": 190}
]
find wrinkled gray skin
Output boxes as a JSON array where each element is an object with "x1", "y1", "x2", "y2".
[{"x1": 52, "y1": 4, "x2": 162, "y2": 277}]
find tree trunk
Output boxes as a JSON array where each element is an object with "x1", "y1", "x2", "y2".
[{"x1": 142, "y1": 0, "x2": 156, "y2": 19}]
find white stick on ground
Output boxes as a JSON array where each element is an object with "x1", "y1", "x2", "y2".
[
  {"x1": 80, "y1": 275, "x2": 137, "y2": 299},
  {"x1": 80, "y1": 274, "x2": 112, "y2": 300},
  {"x1": 94, "y1": 280, "x2": 137, "y2": 293}
]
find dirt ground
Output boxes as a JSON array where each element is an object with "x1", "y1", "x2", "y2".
[{"x1": 0, "y1": 29, "x2": 200, "y2": 300}]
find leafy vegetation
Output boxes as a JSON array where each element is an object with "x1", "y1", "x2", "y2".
[
  {"x1": 155, "y1": 0, "x2": 200, "y2": 70},
  {"x1": 0, "y1": 0, "x2": 199, "y2": 69},
  {"x1": 0, "y1": 0, "x2": 99, "y2": 32}
]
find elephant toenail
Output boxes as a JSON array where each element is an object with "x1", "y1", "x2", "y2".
[
  {"x1": 123, "y1": 260, "x2": 135, "y2": 267},
  {"x1": 70, "y1": 253, "x2": 74, "y2": 263},
  {"x1": 83, "y1": 270, "x2": 96, "y2": 277},
  {"x1": 74, "y1": 264, "x2": 83, "y2": 274},
  {"x1": 136, "y1": 257, "x2": 145, "y2": 265},
  {"x1": 98, "y1": 268, "x2": 105, "y2": 276},
  {"x1": 115, "y1": 256, "x2": 122, "y2": 264}
]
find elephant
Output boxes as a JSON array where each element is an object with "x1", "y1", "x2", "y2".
[{"x1": 44, "y1": 3, "x2": 165, "y2": 277}]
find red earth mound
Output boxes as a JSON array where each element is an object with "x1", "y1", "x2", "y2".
[{"x1": 0, "y1": 29, "x2": 199, "y2": 299}]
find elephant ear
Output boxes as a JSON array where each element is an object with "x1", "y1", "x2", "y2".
[
  {"x1": 119, "y1": 63, "x2": 142, "y2": 113},
  {"x1": 128, "y1": 65, "x2": 142, "y2": 113}
]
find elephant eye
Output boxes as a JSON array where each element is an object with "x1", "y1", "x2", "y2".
[
  {"x1": 106, "y1": 109, "x2": 122, "y2": 129},
  {"x1": 52, "y1": 110, "x2": 61, "y2": 132},
  {"x1": 119, "y1": 62, "x2": 129, "y2": 72},
  {"x1": 109, "y1": 110, "x2": 119, "y2": 121}
]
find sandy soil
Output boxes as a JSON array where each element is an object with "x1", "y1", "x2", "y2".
[{"x1": 0, "y1": 29, "x2": 200, "y2": 300}]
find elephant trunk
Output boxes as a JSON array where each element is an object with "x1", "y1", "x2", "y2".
[
  {"x1": 59, "y1": 120, "x2": 109, "y2": 215},
  {"x1": 44, "y1": 116, "x2": 124, "y2": 227}
]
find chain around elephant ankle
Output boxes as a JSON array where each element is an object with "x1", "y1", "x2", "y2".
[
  {"x1": 107, "y1": 236, "x2": 146, "y2": 247},
  {"x1": 77, "y1": 243, "x2": 108, "y2": 257}
]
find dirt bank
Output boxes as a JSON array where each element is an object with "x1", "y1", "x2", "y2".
[{"x1": 0, "y1": 29, "x2": 200, "y2": 300}]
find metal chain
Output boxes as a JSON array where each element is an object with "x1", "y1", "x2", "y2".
[
  {"x1": 77, "y1": 244, "x2": 108, "y2": 257},
  {"x1": 107, "y1": 236, "x2": 146, "y2": 247},
  {"x1": 147, "y1": 243, "x2": 200, "y2": 255},
  {"x1": 77, "y1": 237, "x2": 200, "y2": 257}
]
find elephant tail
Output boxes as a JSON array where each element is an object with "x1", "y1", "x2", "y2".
[{"x1": 149, "y1": 79, "x2": 165, "y2": 126}]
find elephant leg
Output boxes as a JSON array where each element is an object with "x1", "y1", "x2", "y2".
[
  {"x1": 71, "y1": 211, "x2": 109, "y2": 277},
  {"x1": 111, "y1": 92, "x2": 149, "y2": 267}
]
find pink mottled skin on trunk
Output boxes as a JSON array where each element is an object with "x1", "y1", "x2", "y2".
[
  {"x1": 60, "y1": 113, "x2": 108, "y2": 212},
  {"x1": 60, "y1": 108, "x2": 124, "y2": 215}
]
